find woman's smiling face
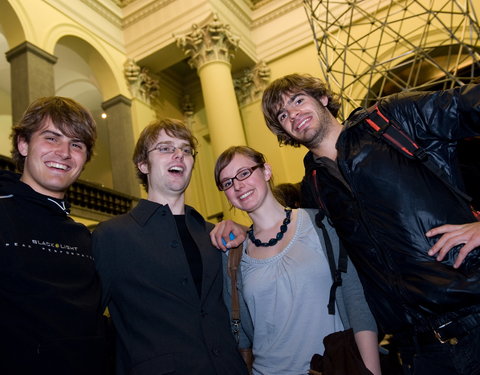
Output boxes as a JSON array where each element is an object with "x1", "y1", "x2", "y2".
[{"x1": 219, "y1": 153, "x2": 270, "y2": 213}]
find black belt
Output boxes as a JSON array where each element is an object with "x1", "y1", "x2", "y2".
[{"x1": 396, "y1": 312, "x2": 480, "y2": 346}]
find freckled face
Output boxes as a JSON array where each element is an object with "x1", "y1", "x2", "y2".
[
  {"x1": 18, "y1": 118, "x2": 88, "y2": 199},
  {"x1": 219, "y1": 153, "x2": 270, "y2": 213}
]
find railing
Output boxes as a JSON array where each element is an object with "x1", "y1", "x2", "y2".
[{"x1": 0, "y1": 155, "x2": 138, "y2": 218}]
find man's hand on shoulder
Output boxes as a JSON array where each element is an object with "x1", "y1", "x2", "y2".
[
  {"x1": 426, "y1": 221, "x2": 480, "y2": 268},
  {"x1": 210, "y1": 220, "x2": 248, "y2": 251}
]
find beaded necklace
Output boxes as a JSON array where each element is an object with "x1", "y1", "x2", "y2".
[{"x1": 247, "y1": 208, "x2": 292, "y2": 247}]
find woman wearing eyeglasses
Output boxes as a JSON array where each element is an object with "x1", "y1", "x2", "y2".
[{"x1": 214, "y1": 146, "x2": 381, "y2": 375}]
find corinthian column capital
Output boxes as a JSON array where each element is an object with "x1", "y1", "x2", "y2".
[
  {"x1": 175, "y1": 13, "x2": 239, "y2": 70},
  {"x1": 234, "y1": 61, "x2": 271, "y2": 106}
]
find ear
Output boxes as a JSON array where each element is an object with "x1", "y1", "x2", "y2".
[
  {"x1": 137, "y1": 161, "x2": 150, "y2": 175},
  {"x1": 17, "y1": 136, "x2": 29, "y2": 157},
  {"x1": 263, "y1": 163, "x2": 273, "y2": 181},
  {"x1": 319, "y1": 95, "x2": 329, "y2": 107}
]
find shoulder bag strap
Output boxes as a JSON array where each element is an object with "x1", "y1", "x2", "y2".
[{"x1": 227, "y1": 245, "x2": 243, "y2": 342}]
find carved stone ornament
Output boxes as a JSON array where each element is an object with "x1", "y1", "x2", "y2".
[
  {"x1": 181, "y1": 94, "x2": 195, "y2": 117},
  {"x1": 175, "y1": 13, "x2": 240, "y2": 70},
  {"x1": 233, "y1": 61, "x2": 271, "y2": 105},
  {"x1": 123, "y1": 58, "x2": 159, "y2": 103}
]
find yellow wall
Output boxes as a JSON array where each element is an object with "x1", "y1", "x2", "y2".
[
  {"x1": 0, "y1": 90, "x2": 12, "y2": 157},
  {"x1": 241, "y1": 43, "x2": 322, "y2": 186}
]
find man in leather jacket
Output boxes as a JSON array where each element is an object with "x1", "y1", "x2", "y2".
[{"x1": 260, "y1": 74, "x2": 480, "y2": 374}]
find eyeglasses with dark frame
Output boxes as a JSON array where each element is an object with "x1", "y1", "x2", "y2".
[
  {"x1": 218, "y1": 164, "x2": 264, "y2": 191},
  {"x1": 147, "y1": 143, "x2": 196, "y2": 157}
]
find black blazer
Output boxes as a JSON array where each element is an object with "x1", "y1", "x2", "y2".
[{"x1": 93, "y1": 199, "x2": 247, "y2": 375}]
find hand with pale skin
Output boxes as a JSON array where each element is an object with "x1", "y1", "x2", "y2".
[
  {"x1": 210, "y1": 220, "x2": 248, "y2": 251},
  {"x1": 426, "y1": 221, "x2": 480, "y2": 268}
]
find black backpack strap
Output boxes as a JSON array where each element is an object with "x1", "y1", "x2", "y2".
[
  {"x1": 310, "y1": 169, "x2": 330, "y2": 216},
  {"x1": 314, "y1": 211, "x2": 348, "y2": 315},
  {"x1": 365, "y1": 105, "x2": 472, "y2": 204}
]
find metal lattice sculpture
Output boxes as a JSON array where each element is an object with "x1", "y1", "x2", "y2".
[{"x1": 304, "y1": 0, "x2": 480, "y2": 119}]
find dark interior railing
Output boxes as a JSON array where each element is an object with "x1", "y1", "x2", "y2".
[{"x1": 0, "y1": 155, "x2": 138, "y2": 217}]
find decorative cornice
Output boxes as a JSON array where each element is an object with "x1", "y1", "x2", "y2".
[
  {"x1": 252, "y1": 0, "x2": 302, "y2": 28},
  {"x1": 222, "y1": 0, "x2": 252, "y2": 28},
  {"x1": 252, "y1": 0, "x2": 275, "y2": 9},
  {"x1": 110, "y1": 0, "x2": 136, "y2": 7},
  {"x1": 81, "y1": 0, "x2": 123, "y2": 28},
  {"x1": 122, "y1": 0, "x2": 176, "y2": 28},
  {"x1": 102, "y1": 93, "x2": 132, "y2": 109},
  {"x1": 113, "y1": 0, "x2": 265, "y2": 11},
  {"x1": 116, "y1": 0, "x2": 290, "y2": 29},
  {"x1": 6, "y1": 41, "x2": 58, "y2": 64}
]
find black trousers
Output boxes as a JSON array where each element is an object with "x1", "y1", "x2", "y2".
[{"x1": 396, "y1": 324, "x2": 480, "y2": 375}]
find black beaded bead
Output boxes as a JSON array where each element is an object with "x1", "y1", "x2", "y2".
[{"x1": 247, "y1": 209, "x2": 292, "y2": 248}]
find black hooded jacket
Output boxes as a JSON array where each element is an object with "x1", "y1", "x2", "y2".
[
  {"x1": 303, "y1": 84, "x2": 480, "y2": 334},
  {"x1": 0, "y1": 170, "x2": 105, "y2": 374}
]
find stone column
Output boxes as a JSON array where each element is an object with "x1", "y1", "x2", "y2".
[
  {"x1": 6, "y1": 42, "x2": 57, "y2": 123},
  {"x1": 101, "y1": 95, "x2": 140, "y2": 197},
  {"x1": 175, "y1": 13, "x2": 247, "y2": 157},
  {"x1": 175, "y1": 15, "x2": 250, "y2": 222}
]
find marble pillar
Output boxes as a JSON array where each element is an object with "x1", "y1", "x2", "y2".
[
  {"x1": 175, "y1": 13, "x2": 247, "y2": 158},
  {"x1": 6, "y1": 42, "x2": 57, "y2": 123},
  {"x1": 101, "y1": 95, "x2": 140, "y2": 197}
]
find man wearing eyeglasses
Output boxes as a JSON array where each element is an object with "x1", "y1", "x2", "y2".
[{"x1": 92, "y1": 119, "x2": 248, "y2": 375}]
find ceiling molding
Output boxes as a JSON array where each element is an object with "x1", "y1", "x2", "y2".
[
  {"x1": 81, "y1": 0, "x2": 123, "y2": 28},
  {"x1": 252, "y1": 0, "x2": 276, "y2": 10},
  {"x1": 222, "y1": 0, "x2": 252, "y2": 28},
  {"x1": 121, "y1": 0, "x2": 176, "y2": 28},
  {"x1": 110, "y1": 0, "x2": 136, "y2": 7},
  {"x1": 252, "y1": 0, "x2": 302, "y2": 28}
]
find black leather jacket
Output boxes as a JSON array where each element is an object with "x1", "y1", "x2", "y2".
[{"x1": 303, "y1": 84, "x2": 480, "y2": 333}]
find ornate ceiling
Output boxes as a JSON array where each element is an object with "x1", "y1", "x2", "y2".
[{"x1": 111, "y1": 0, "x2": 268, "y2": 9}]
